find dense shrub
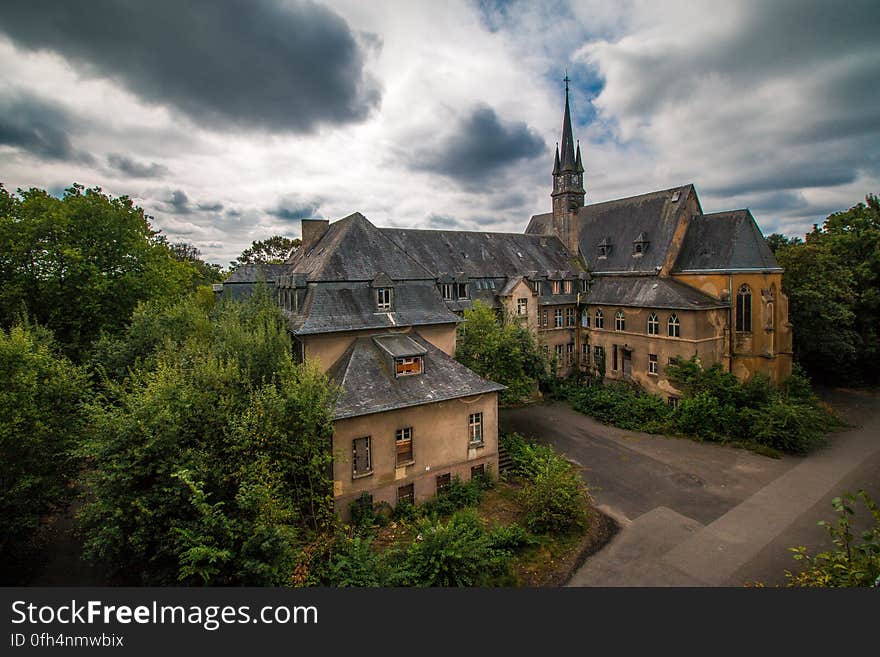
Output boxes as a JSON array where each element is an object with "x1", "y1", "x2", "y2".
[
  {"x1": 323, "y1": 535, "x2": 391, "y2": 587},
  {"x1": 399, "y1": 510, "x2": 512, "y2": 586},
  {"x1": 567, "y1": 382, "x2": 671, "y2": 432},
  {"x1": 0, "y1": 322, "x2": 90, "y2": 582},
  {"x1": 421, "y1": 476, "x2": 484, "y2": 517},
  {"x1": 518, "y1": 456, "x2": 589, "y2": 534},
  {"x1": 500, "y1": 432, "x2": 559, "y2": 480}
]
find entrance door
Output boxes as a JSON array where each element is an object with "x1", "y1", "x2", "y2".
[{"x1": 623, "y1": 349, "x2": 632, "y2": 379}]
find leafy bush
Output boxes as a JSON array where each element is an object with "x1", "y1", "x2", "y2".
[
  {"x1": 518, "y1": 456, "x2": 589, "y2": 534},
  {"x1": 567, "y1": 382, "x2": 671, "y2": 432},
  {"x1": 0, "y1": 321, "x2": 90, "y2": 582},
  {"x1": 786, "y1": 491, "x2": 880, "y2": 587},
  {"x1": 670, "y1": 391, "x2": 736, "y2": 441},
  {"x1": 399, "y1": 510, "x2": 512, "y2": 586},
  {"x1": 350, "y1": 493, "x2": 377, "y2": 530},
  {"x1": 324, "y1": 535, "x2": 390, "y2": 587},
  {"x1": 420, "y1": 476, "x2": 483, "y2": 517},
  {"x1": 500, "y1": 432, "x2": 559, "y2": 480},
  {"x1": 486, "y1": 523, "x2": 538, "y2": 551},
  {"x1": 739, "y1": 400, "x2": 829, "y2": 454}
]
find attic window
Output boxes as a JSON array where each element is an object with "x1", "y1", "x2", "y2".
[
  {"x1": 441, "y1": 283, "x2": 454, "y2": 300},
  {"x1": 395, "y1": 356, "x2": 423, "y2": 377},
  {"x1": 633, "y1": 232, "x2": 649, "y2": 256},
  {"x1": 456, "y1": 282, "x2": 469, "y2": 299},
  {"x1": 376, "y1": 287, "x2": 393, "y2": 311},
  {"x1": 671, "y1": 190, "x2": 681, "y2": 202},
  {"x1": 597, "y1": 238, "x2": 612, "y2": 258},
  {"x1": 534, "y1": 280, "x2": 543, "y2": 296}
]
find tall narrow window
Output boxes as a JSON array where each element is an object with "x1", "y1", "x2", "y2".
[
  {"x1": 554, "y1": 308, "x2": 563, "y2": 328},
  {"x1": 517, "y1": 298, "x2": 528, "y2": 315},
  {"x1": 441, "y1": 283, "x2": 453, "y2": 300},
  {"x1": 468, "y1": 412, "x2": 483, "y2": 445},
  {"x1": 648, "y1": 354, "x2": 658, "y2": 375},
  {"x1": 595, "y1": 308, "x2": 604, "y2": 329},
  {"x1": 565, "y1": 307, "x2": 575, "y2": 326},
  {"x1": 668, "y1": 314, "x2": 680, "y2": 338},
  {"x1": 647, "y1": 312, "x2": 659, "y2": 335},
  {"x1": 395, "y1": 427, "x2": 414, "y2": 465},
  {"x1": 552, "y1": 280, "x2": 561, "y2": 295},
  {"x1": 541, "y1": 310, "x2": 548, "y2": 327},
  {"x1": 352, "y1": 436, "x2": 372, "y2": 477},
  {"x1": 456, "y1": 282, "x2": 469, "y2": 299},
  {"x1": 554, "y1": 343, "x2": 563, "y2": 364},
  {"x1": 397, "y1": 483, "x2": 414, "y2": 505},
  {"x1": 582, "y1": 342, "x2": 590, "y2": 364},
  {"x1": 615, "y1": 310, "x2": 626, "y2": 331},
  {"x1": 376, "y1": 287, "x2": 392, "y2": 311},
  {"x1": 535, "y1": 280, "x2": 543, "y2": 296},
  {"x1": 436, "y1": 473, "x2": 451, "y2": 493},
  {"x1": 582, "y1": 309, "x2": 590, "y2": 328},
  {"x1": 580, "y1": 279, "x2": 588, "y2": 293},
  {"x1": 566, "y1": 343, "x2": 574, "y2": 365},
  {"x1": 612, "y1": 344, "x2": 618, "y2": 371},
  {"x1": 563, "y1": 280, "x2": 572, "y2": 294},
  {"x1": 736, "y1": 284, "x2": 752, "y2": 332},
  {"x1": 593, "y1": 345, "x2": 603, "y2": 365}
]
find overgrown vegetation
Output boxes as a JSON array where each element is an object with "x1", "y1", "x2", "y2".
[
  {"x1": 0, "y1": 321, "x2": 90, "y2": 582},
  {"x1": 456, "y1": 301, "x2": 551, "y2": 405},
  {"x1": 786, "y1": 491, "x2": 880, "y2": 587},
  {"x1": 79, "y1": 289, "x2": 338, "y2": 585},
  {"x1": 768, "y1": 193, "x2": 880, "y2": 386},
  {"x1": 565, "y1": 358, "x2": 837, "y2": 454}
]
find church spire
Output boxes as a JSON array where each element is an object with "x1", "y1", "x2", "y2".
[
  {"x1": 560, "y1": 73, "x2": 576, "y2": 172},
  {"x1": 575, "y1": 140, "x2": 584, "y2": 173},
  {"x1": 553, "y1": 142, "x2": 561, "y2": 175}
]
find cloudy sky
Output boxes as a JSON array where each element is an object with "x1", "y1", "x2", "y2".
[{"x1": 1, "y1": 0, "x2": 878, "y2": 265}]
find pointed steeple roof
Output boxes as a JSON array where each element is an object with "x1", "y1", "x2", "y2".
[
  {"x1": 560, "y1": 75, "x2": 576, "y2": 172},
  {"x1": 553, "y1": 143, "x2": 561, "y2": 175},
  {"x1": 575, "y1": 140, "x2": 584, "y2": 173}
]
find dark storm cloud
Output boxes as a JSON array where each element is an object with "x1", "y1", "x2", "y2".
[
  {"x1": 197, "y1": 202, "x2": 224, "y2": 212},
  {"x1": 167, "y1": 190, "x2": 192, "y2": 214},
  {"x1": 704, "y1": 163, "x2": 858, "y2": 197},
  {"x1": 0, "y1": 0, "x2": 381, "y2": 133},
  {"x1": 267, "y1": 196, "x2": 321, "y2": 221},
  {"x1": 0, "y1": 91, "x2": 91, "y2": 163},
  {"x1": 413, "y1": 105, "x2": 545, "y2": 185},
  {"x1": 106, "y1": 153, "x2": 168, "y2": 178},
  {"x1": 427, "y1": 214, "x2": 467, "y2": 229}
]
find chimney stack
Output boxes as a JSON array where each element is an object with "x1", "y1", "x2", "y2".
[{"x1": 301, "y1": 218, "x2": 329, "y2": 253}]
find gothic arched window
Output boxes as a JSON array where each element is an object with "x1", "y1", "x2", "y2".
[
  {"x1": 595, "y1": 308, "x2": 604, "y2": 329},
  {"x1": 647, "y1": 312, "x2": 659, "y2": 335},
  {"x1": 615, "y1": 310, "x2": 625, "y2": 331},
  {"x1": 668, "y1": 314, "x2": 680, "y2": 338},
  {"x1": 736, "y1": 284, "x2": 752, "y2": 332}
]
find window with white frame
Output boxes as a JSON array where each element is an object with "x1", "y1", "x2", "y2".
[
  {"x1": 595, "y1": 308, "x2": 604, "y2": 329},
  {"x1": 552, "y1": 280, "x2": 561, "y2": 295},
  {"x1": 554, "y1": 308, "x2": 564, "y2": 328},
  {"x1": 615, "y1": 310, "x2": 626, "y2": 331},
  {"x1": 648, "y1": 312, "x2": 659, "y2": 335},
  {"x1": 352, "y1": 436, "x2": 372, "y2": 477},
  {"x1": 441, "y1": 283, "x2": 454, "y2": 300},
  {"x1": 565, "y1": 307, "x2": 575, "y2": 326},
  {"x1": 376, "y1": 287, "x2": 392, "y2": 311},
  {"x1": 517, "y1": 298, "x2": 528, "y2": 315},
  {"x1": 456, "y1": 282, "x2": 469, "y2": 299},
  {"x1": 468, "y1": 412, "x2": 483, "y2": 445},
  {"x1": 566, "y1": 343, "x2": 574, "y2": 365},
  {"x1": 563, "y1": 280, "x2": 572, "y2": 294},
  {"x1": 648, "y1": 354, "x2": 658, "y2": 375},
  {"x1": 668, "y1": 314, "x2": 681, "y2": 338},
  {"x1": 395, "y1": 427, "x2": 414, "y2": 465},
  {"x1": 535, "y1": 280, "x2": 543, "y2": 296}
]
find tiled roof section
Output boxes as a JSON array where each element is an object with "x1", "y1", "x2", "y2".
[
  {"x1": 286, "y1": 212, "x2": 434, "y2": 282},
  {"x1": 380, "y1": 228, "x2": 577, "y2": 278},
  {"x1": 225, "y1": 263, "x2": 287, "y2": 283},
  {"x1": 328, "y1": 333, "x2": 504, "y2": 420},
  {"x1": 290, "y1": 280, "x2": 460, "y2": 335},
  {"x1": 675, "y1": 210, "x2": 781, "y2": 271},
  {"x1": 586, "y1": 275, "x2": 726, "y2": 310},
  {"x1": 526, "y1": 185, "x2": 694, "y2": 273}
]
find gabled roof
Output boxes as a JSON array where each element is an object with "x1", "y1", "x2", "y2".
[
  {"x1": 585, "y1": 275, "x2": 727, "y2": 310},
  {"x1": 286, "y1": 212, "x2": 434, "y2": 282},
  {"x1": 225, "y1": 263, "x2": 286, "y2": 283},
  {"x1": 380, "y1": 228, "x2": 576, "y2": 278},
  {"x1": 526, "y1": 184, "x2": 695, "y2": 273},
  {"x1": 290, "y1": 280, "x2": 460, "y2": 335},
  {"x1": 675, "y1": 210, "x2": 781, "y2": 272},
  {"x1": 328, "y1": 333, "x2": 504, "y2": 420}
]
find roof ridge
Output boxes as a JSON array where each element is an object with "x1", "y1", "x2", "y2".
[{"x1": 584, "y1": 183, "x2": 694, "y2": 208}]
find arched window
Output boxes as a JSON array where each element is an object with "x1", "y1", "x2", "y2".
[
  {"x1": 581, "y1": 309, "x2": 590, "y2": 328},
  {"x1": 647, "y1": 312, "x2": 659, "y2": 335},
  {"x1": 595, "y1": 308, "x2": 604, "y2": 329},
  {"x1": 736, "y1": 284, "x2": 752, "y2": 332},
  {"x1": 615, "y1": 310, "x2": 625, "y2": 331},
  {"x1": 668, "y1": 314, "x2": 680, "y2": 338}
]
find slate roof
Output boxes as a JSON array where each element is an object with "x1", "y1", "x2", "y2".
[
  {"x1": 585, "y1": 275, "x2": 727, "y2": 310},
  {"x1": 286, "y1": 212, "x2": 433, "y2": 281},
  {"x1": 290, "y1": 281, "x2": 460, "y2": 335},
  {"x1": 380, "y1": 228, "x2": 576, "y2": 278},
  {"x1": 675, "y1": 210, "x2": 781, "y2": 272},
  {"x1": 225, "y1": 263, "x2": 287, "y2": 283},
  {"x1": 526, "y1": 184, "x2": 695, "y2": 274},
  {"x1": 329, "y1": 333, "x2": 505, "y2": 420}
]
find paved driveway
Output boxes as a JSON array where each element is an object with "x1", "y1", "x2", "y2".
[{"x1": 500, "y1": 389, "x2": 880, "y2": 586}]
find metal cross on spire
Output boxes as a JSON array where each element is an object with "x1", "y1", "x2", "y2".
[{"x1": 563, "y1": 70, "x2": 570, "y2": 93}]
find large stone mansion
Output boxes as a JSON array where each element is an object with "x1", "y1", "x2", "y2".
[{"x1": 224, "y1": 84, "x2": 792, "y2": 518}]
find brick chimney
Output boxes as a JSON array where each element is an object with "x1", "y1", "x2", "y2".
[{"x1": 301, "y1": 219, "x2": 329, "y2": 253}]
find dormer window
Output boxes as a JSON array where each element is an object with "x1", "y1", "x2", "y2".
[
  {"x1": 534, "y1": 280, "x2": 543, "y2": 296},
  {"x1": 597, "y1": 238, "x2": 611, "y2": 258},
  {"x1": 563, "y1": 280, "x2": 572, "y2": 294},
  {"x1": 633, "y1": 232, "x2": 649, "y2": 256},
  {"x1": 441, "y1": 283, "x2": 454, "y2": 301},
  {"x1": 552, "y1": 280, "x2": 561, "y2": 294},
  {"x1": 456, "y1": 282, "x2": 469, "y2": 299},
  {"x1": 376, "y1": 287, "x2": 393, "y2": 311},
  {"x1": 395, "y1": 356, "x2": 423, "y2": 377}
]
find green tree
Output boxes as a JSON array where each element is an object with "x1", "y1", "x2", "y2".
[
  {"x1": 775, "y1": 194, "x2": 879, "y2": 383},
  {"x1": 456, "y1": 301, "x2": 550, "y2": 404},
  {"x1": 0, "y1": 184, "x2": 198, "y2": 360},
  {"x1": 765, "y1": 233, "x2": 802, "y2": 254},
  {"x1": 230, "y1": 235, "x2": 301, "y2": 268},
  {"x1": 167, "y1": 241, "x2": 224, "y2": 285},
  {"x1": 0, "y1": 321, "x2": 90, "y2": 582},
  {"x1": 79, "y1": 290, "x2": 337, "y2": 585}
]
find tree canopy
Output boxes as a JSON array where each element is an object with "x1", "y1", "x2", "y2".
[
  {"x1": 230, "y1": 235, "x2": 301, "y2": 269},
  {"x1": 0, "y1": 184, "x2": 202, "y2": 360}
]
